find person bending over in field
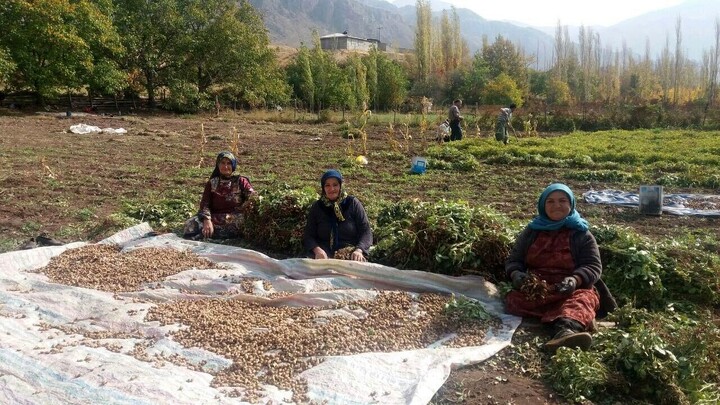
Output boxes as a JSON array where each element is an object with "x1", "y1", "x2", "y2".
[
  {"x1": 303, "y1": 169, "x2": 373, "y2": 262},
  {"x1": 495, "y1": 103, "x2": 516, "y2": 144},
  {"x1": 183, "y1": 151, "x2": 256, "y2": 240},
  {"x1": 504, "y1": 183, "x2": 616, "y2": 353}
]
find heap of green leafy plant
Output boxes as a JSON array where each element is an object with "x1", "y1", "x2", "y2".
[
  {"x1": 594, "y1": 225, "x2": 720, "y2": 310},
  {"x1": 370, "y1": 199, "x2": 518, "y2": 280},
  {"x1": 548, "y1": 306, "x2": 720, "y2": 404},
  {"x1": 592, "y1": 224, "x2": 666, "y2": 309},
  {"x1": 122, "y1": 197, "x2": 196, "y2": 230},
  {"x1": 655, "y1": 234, "x2": 720, "y2": 307},
  {"x1": 443, "y1": 294, "x2": 496, "y2": 323},
  {"x1": 240, "y1": 183, "x2": 317, "y2": 256}
]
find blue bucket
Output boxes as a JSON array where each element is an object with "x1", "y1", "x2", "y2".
[{"x1": 411, "y1": 156, "x2": 427, "y2": 174}]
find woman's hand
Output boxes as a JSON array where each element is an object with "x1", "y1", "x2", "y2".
[
  {"x1": 201, "y1": 218, "x2": 214, "y2": 238},
  {"x1": 511, "y1": 271, "x2": 528, "y2": 290},
  {"x1": 351, "y1": 249, "x2": 366, "y2": 262},
  {"x1": 313, "y1": 247, "x2": 328, "y2": 260},
  {"x1": 556, "y1": 276, "x2": 578, "y2": 294}
]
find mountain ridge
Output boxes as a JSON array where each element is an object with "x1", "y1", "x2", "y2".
[{"x1": 248, "y1": 0, "x2": 720, "y2": 65}]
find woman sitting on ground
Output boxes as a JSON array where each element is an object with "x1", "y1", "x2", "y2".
[
  {"x1": 505, "y1": 183, "x2": 616, "y2": 353},
  {"x1": 183, "y1": 151, "x2": 256, "y2": 240},
  {"x1": 303, "y1": 169, "x2": 372, "y2": 261}
]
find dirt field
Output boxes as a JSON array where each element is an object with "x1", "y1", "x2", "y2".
[{"x1": 2, "y1": 110, "x2": 717, "y2": 404}]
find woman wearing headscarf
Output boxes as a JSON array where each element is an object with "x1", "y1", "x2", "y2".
[
  {"x1": 303, "y1": 169, "x2": 373, "y2": 261},
  {"x1": 505, "y1": 183, "x2": 616, "y2": 353},
  {"x1": 183, "y1": 151, "x2": 256, "y2": 240}
]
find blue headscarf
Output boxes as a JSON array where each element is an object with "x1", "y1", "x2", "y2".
[
  {"x1": 210, "y1": 151, "x2": 237, "y2": 179},
  {"x1": 528, "y1": 183, "x2": 589, "y2": 231},
  {"x1": 320, "y1": 169, "x2": 343, "y2": 188}
]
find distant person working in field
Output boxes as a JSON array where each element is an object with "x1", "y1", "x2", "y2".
[
  {"x1": 303, "y1": 169, "x2": 373, "y2": 262},
  {"x1": 504, "y1": 183, "x2": 617, "y2": 353},
  {"x1": 448, "y1": 99, "x2": 464, "y2": 141},
  {"x1": 495, "y1": 103, "x2": 517, "y2": 144},
  {"x1": 183, "y1": 151, "x2": 256, "y2": 240}
]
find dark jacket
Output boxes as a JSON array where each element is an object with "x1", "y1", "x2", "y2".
[
  {"x1": 303, "y1": 196, "x2": 373, "y2": 256},
  {"x1": 505, "y1": 227, "x2": 618, "y2": 318}
]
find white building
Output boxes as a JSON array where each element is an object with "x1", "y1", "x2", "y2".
[{"x1": 319, "y1": 33, "x2": 386, "y2": 52}]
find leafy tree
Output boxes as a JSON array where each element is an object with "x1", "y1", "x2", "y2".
[
  {"x1": 178, "y1": 0, "x2": 288, "y2": 107},
  {"x1": 0, "y1": 48, "x2": 16, "y2": 86},
  {"x1": 482, "y1": 36, "x2": 529, "y2": 95},
  {"x1": 484, "y1": 72, "x2": 522, "y2": 106},
  {"x1": 73, "y1": 0, "x2": 125, "y2": 97},
  {"x1": 547, "y1": 77, "x2": 572, "y2": 106},
  {"x1": 529, "y1": 70, "x2": 549, "y2": 99},
  {"x1": 286, "y1": 44, "x2": 314, "y2": 110},
  {"x1": 308, "y1": 34, "x2": 332, "y2": 111},
  {"x1": 114, "y1": 0, "x2": 185, "y2": 107},
  {"x1": 414, "y1": 0, "x2": 431, "y2": 84},
  {"x1": 347, "y1": 55, "x2": 369, "y2": 111},
  {"x1": 326, "y1": 64, "x2": 354, "y2": 111},
  {"x1": 0, "y1": 0, "x2": 122, "y2": 102},
  {"x1": 363, "y1": 47, "x2": 379, "y2": 111},
  {"x1": 460, "y1": 52, "x2": 491, "y2": 104},
  {"x1": 377, "y1": 54, "x2": 408, "y2": 111}
]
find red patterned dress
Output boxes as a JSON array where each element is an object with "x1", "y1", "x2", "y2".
[
  {"x1": 183, "y1": 175, "x2": 255, "y2": 239},
  {"x1": 505, "y1": 229, "x2": 600, "y2": 327}
]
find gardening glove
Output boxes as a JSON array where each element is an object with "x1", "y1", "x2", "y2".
[
  {"x1": 511, "y1": 271, "x2": 529, "y2": 290},
  {"x1": 556, "y1": 276, "x2": 578, "y2": 294}
]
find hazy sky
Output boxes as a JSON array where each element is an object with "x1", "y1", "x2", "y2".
[{"x1": 446, "y1": 0, "x2": 685, "y2": 27}]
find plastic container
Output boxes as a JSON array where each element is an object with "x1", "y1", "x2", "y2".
[
  {"x1": 639, "y1": 185, "x2": 663, "y2": 215},
  {"x1": 411, "y1": 156, "x2": 427, "y2": 174}
]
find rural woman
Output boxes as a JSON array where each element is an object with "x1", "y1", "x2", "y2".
[
  {"x1": 504, "y1": 183, "x2": 616, "y2": 353},
  {"x1": 183, "y1": 151, "x2": 256, "y2": 240},
  {"x1": 495, "y1": 103, "x2": 516, "y2": 144},
  {"x1": 303, "y1": 169, "x2": 373, "y2": 261}
]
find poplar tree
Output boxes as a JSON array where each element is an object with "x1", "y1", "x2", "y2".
[
  {"x1": 673, "y1": 17, "x2": 683, "y2": 104},
  {"x1": 707, "y1": 18, "x2": 720, "y2": 109},
  {"x1": 414, "y1": 0, "x2": 432, "y2": 84}
]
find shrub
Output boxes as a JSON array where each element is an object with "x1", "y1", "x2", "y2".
[
  {"x1": 241, "y1": 183, "x2": 317, "y2": 256},
  {"x1": 593, "y1": 225, "x2": 666, "y2": 309},
  {"x1": 122, "y1": 198, "x2": 196, "y2": 230},
  {"x1": 547, "y1": 348, "x2": 610, "y2": 403},
  {"x1": 371, "y1": 200, "x2": 516, "y2": 280}
]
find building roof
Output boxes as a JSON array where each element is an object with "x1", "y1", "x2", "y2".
[{"x1": 320, "y1": 33, "x2": 370, "y2": 41}]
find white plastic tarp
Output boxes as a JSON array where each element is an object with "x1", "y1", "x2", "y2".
[
  {"x1": 583, "y1": 189, "x2": 720, "y2": 217},
  {"x1": 0, "y1": 224, "x2": 520, "y2": 405},
  {"x1": 69, "y1": 124, "x2": 127, "y2": 134}
]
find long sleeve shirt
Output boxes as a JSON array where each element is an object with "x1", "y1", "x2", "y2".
[
  {"x1": 497, "y1": 107, "x2": 513, "y2": 127},
  {"x1": 198, "y1": 175, "x2": 255, "y2": 224},
  {"x1": 448, "y1": 105, "x2": 461, "y2": 123},
  {"x1": 303, "y1": 196, "x2": 373, "y2": 256},
  {"x1": 505, "y1": 226, "x2": 602, "y2": 288}
]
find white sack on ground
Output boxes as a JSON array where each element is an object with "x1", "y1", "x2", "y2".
[
  {"x1": 69, "y1": 124, "x2": 102, "y2": 134},
  {"x1": 69, "y1": 124, "x2": 127, "y2": 134},
  {"x1": 0, "y1": 224, "x2": 520, "y2": 405},
  {"x1": 583, "y1": 189, "x2": 720, "y2": 217}
]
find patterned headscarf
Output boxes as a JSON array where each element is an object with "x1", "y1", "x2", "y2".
[
  {"x1": 528, "y1": 183, "x2": 589, "y2": 231},
  {"x1": 319, "y1": 169, "x2": 348, "y2": 251},
  {"x1": 210, "y1": 151, "x2": 237, "y2": 179}
]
